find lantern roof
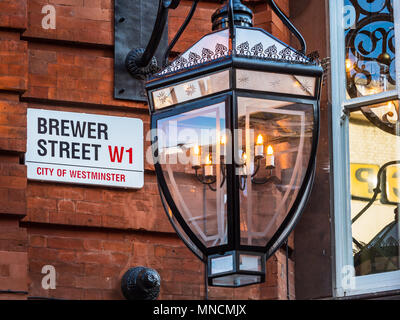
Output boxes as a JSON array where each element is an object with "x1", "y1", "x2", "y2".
[{"x1": 153, "y1": 26, "x2": 315, "y2": 80}]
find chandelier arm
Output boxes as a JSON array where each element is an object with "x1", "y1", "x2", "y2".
[
  {"x1": 251, "y1": 175, "x2": 284, "y2": 193},
  {"x1": 352, "y1": 160, "x2": 400, "y2": 224},
  {"x1": 251, "y1": 157, "x2": 262, "y2": 178},
  {"x1": 163, "y1": 0, "x2": 200, "y2": 67},
  {"x1": 194, "y1": 167, "x2": 206, "y2": 183},
  {"x1": 239, "y1": 175, "x2": 246, "y2": 191},
  {"x1": 220, "y1": 164, "x2": 226, "y2": 188},
  {"x1": 136, "y1": 0, "x2": 181, "y2": 68},
  {"x1": 267, "y1": 0, "x2": 306, "y2": 54}
]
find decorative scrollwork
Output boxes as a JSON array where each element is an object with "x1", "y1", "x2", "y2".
[
  {"x1": 201, "y1": 48, "x2": 214, "y2": 62},
  {"x1": 279, "y1": 47, "x2": 293, "y2": 60},
  {"x1": 157, "y1": 43, "x2": 231, "y2": 76},
  {"x1": 156, "y1": 35, "x2": 315, "y2": 78},
  {"x1": 188, "y1": 51, "x2": 201, "y2": 65},
  {"x1": 235, "y1": 42, "x2": 311, "y2": 64},
  {"x1": 237, "y1": 41, "x2": 250, "y2": 55},
  {"x1": 251, "y1": 43, "x2": 264, "y2": 57},
  {"x1": 345, "y1": 0, "x2": 397, "y2": 135},
  {"x1": 264, "y1": 45, "x2": 278, "y2": 59},
  {"x1": 345, "y1": 0, "x2": 396, "y2": 98},
  {"x1": 214, "y1": 43, "x2": 228, "y2": 58},
  {"x1": 175, "y1": 56, "x2": 188, "y2": 68}
]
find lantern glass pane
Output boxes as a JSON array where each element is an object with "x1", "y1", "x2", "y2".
[
  {"x1": 349, "y1": 107, "x2": 400, "y2": 276},
  {"x1": 236, "y1": 69, "x2": 316, "y2": 97},
  {"x1": 159, "y1": 188, "x2": 204, "y2": 260},
  {"x1": 343, "y1": 0, "x2": 396, "y2": 99},
  {"x1": 239, "y1": 254, "x2": 261, "y2": 272},
  {"x1": 152, "y1": 70, "x2": 230, "y2": 109},
  {"x1": 210, "y1": 254, "x2": 234, "y2": 275},
  {"x1": 212, "y1": 275, "x2": 261, "y2": 287},
  {"x1": 237, "y1": 97, "x2": 314, "y2": 247},
  {"x1": 157, "y1": 102, "x2": 228, "y2": 248}
]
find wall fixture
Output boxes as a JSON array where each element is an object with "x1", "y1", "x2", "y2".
[
  {"x1": 129, "y1": 0, "x2": 323, "y2": 287},
  {"x1": 121, "y1": 267, "x2": 161, "y2": 300}
]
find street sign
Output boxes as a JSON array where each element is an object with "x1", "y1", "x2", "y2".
[{"x1": 26, "y1": 109, "x2": 144, "y2": 189}]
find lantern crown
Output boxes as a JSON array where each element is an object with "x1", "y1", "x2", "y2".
[{"x1": 152, "y1": 26, "x2": 315, "y2": 81}]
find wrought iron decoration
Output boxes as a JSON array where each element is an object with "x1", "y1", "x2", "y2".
[{"x1": 345, "y1": 0, "x2": 397, "y2": 134}]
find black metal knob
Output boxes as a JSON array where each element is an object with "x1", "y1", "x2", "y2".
[
  {"x1": 211, "y1": 0, "x2": 253, "y2": 31},
  {"x1": 121, "y1": 266, "x2": 161, "y2": 300}
]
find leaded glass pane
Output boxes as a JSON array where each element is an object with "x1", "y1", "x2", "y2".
[{"x1": 344, "y1": 0, "x2": 396, "y2": 98}]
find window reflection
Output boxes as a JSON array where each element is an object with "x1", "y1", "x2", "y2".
[
  {"x1": 237, "y1": 97, "x2": 314, "y2": 246},
  {"x1": 349, "y1": 109, "x2": 400, "y2": 276},
  {"x1": 157, "y1": 103, "x2": 228, "y2": 248}
]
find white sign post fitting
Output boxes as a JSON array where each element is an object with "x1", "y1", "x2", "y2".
[{"x1": 26, "y1": 109, "x2": 144, "y2": 189}]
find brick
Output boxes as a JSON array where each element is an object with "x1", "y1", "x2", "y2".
[
  {"x1": 24, "y1": 0, "x2": 112, "y2": 45},
  {"x1": 24, "y1": 48, "x2": 140, "y2": 108},
  {"x1": 47, "y1": 237, "x2": 84, "y2": 250},
  {"x1": 109, "y1": 252, "x2": 128, "y2": 265},
  {"x1": 0, "y1": 0, "x2": 27, "y2": 30},
  {"x1": 0, "y1": 264, "x2": 10, "y2": 277},
  {"x1": 57, "y1": 199, "x2": 75, "y2": 213},
  {"x1": 46, "y1": 185, "x2": 85, "y2": 200},
  {"x1": 27, "y1": 198, "x2": 56, "y2": 211},
  {"x1": 83, "y1": 289, "x2": 103, "y2": 299},
  {"x1": 0, "y1": 251, "x2": 27, "y2": 265},
  {"x1": 76, "y1": 252, "x2": 110, "y2": 264},
  {"x1": 76, "y1": 201, "x2": 105, "y2": 215},
  {"x1": 28, "y1": 247, "x2": 58, "y2": 262},
  {"x1": 29, "y1": 235, "x2": 47, "y2": 247},
  {"x1": 54, "y1": 261, "x2": 84, "y2": 275},
  {"x1": 0, "y1": 39, "x2": 28, "y2": 93},
  {"x1": 83, "y1": 239, "x2": 102, "y2": 251},
  {"x1": 57, "y1": 250, "x2": 77, "y2": 263},
  {"x1": 84, "y1": 189, "x2": 103, "y2": 202},
  {"x1": 0, "y1": 163, "x2": 27, "y2": 216},
  {"x1": 49, "y1": 286, "x2": 83, "y2": 300},
  {"x1": 102, "y1": 241, "x2": 131, "y2": 253}
]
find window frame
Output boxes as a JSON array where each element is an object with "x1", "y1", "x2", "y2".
[{"x1": 330, "y1": 0, "x2": 400, "y2": 297}]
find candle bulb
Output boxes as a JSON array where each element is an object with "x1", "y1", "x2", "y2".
[
  {"x1": 266, "y1": 145, "x2": 275, "y2": 169},
  {"x1": 192, "y1": 145, "x2": 201, "y2": 168},
  {"x1": 220, "y1": 134, "x2": 226, "y2": 157},
  {"x1": 239, "y1": 151, "x2": 248, "y2": 176},
  {"x1": 255, "y1": 134, "x2": 264, "y2": 158},
  {"x1": 204, "y1": 154, "x2": 213, "y2": 176},
  {"x1": 345, "y1": 59, "x2": 352, "y2": 71}
]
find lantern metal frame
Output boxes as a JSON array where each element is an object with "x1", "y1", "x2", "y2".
[{"x1": 134, "y1": 0, "x2": 323, "y2": 287}]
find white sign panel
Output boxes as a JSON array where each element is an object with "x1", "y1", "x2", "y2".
[{"x1": 26, "y1": 109, "x2": 144, "y2": 189}]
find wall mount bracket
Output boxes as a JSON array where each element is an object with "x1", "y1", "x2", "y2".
[{"x1": 114, "y1": 0, "x2": 169, "y2": 101}]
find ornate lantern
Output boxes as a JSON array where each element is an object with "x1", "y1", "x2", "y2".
[{"x1": 128, "y1": 0, "x2": 323, "y2": 287}]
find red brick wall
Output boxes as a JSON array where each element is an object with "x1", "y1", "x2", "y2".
[
  {"x1": 0, "y1": 0, "x2": 29, "y2": 299},
  {"x1": 0, "y1": 0, "x2": 295, "y2": 300}
]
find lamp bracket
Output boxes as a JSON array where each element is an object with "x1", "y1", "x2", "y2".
[
  {"x1": 267, "y1": 0, "x2": 307, "y2": 54},
  {"x1": 114, "y1": 0, "x2": 178, "y2": 101}
]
